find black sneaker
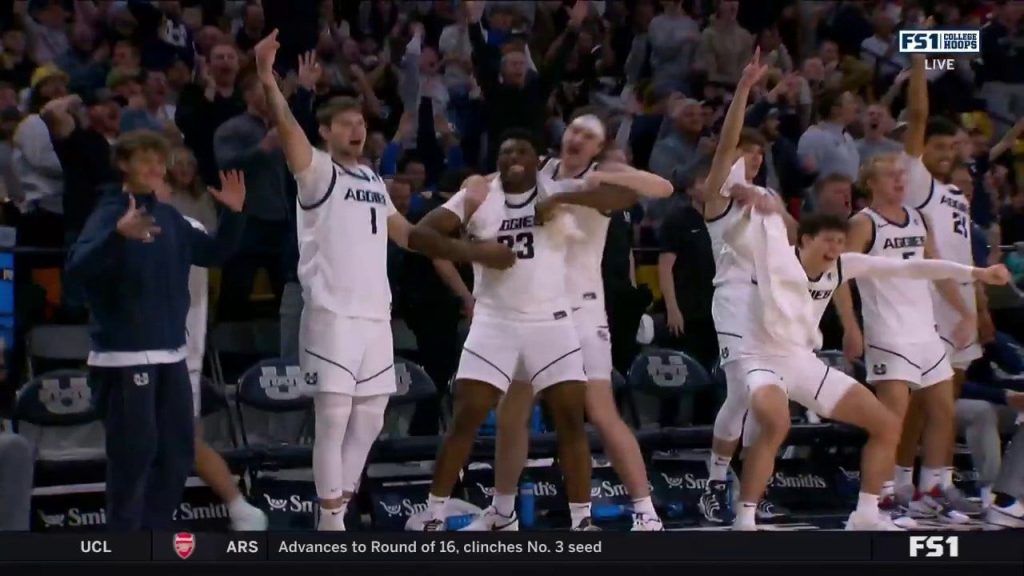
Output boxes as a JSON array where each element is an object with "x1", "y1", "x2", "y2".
[
  {"x1": 422, "y1": 518, "x2": 446, "y2": 531},
  {"x1": 698, "y1": 480, "x2": 734, "y2": 524},
  {"x1": 755, "y1": 499, "x2": 790, "y2": 521},
  {"x1": 571, "y1": 517, "x2": 601, "y2": 531}
]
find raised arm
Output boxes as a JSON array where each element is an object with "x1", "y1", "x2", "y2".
[
  {"x1": 903, "y1": 54, "x2": 927, "y2": 158},
  {"x1": 841, "y1": 251, "x2": 1009, "y2": 284},
  {"x1": 596, "y1": 162, "x2": 673, "y2": 198},
  {"x1": 704, "y1": 49, "x2": 768, "y2": 216},
  {"x1": 188, "y1": 170, "x2": 247, "y2": 267},
  {"x1": 254, "y1": 30, "x2": 313, "y2": 174}
]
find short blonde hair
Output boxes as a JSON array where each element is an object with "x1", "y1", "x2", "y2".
[{"x1": 857, "y1": 152, "x2": 901, "y2": 199}]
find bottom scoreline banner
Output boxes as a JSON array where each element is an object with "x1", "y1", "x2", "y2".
[{"x1": 0, "y1": 532, "x2": 1021, "y2": 563}]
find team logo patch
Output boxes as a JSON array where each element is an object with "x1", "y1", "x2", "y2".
[
  {"x1": 174, "y1": 532, "x2": 195, "y2": 560},
  {"x1": 720, "y1": 347, "x2": 730, "y2": 360},
  {"x1": 553, "y1": 311, "x2": 568, "y2": 320},
  {"x1": 133, "y1": 372, "x2": 150, "y2": 387},
  {"x1": 872, "y1": 363, "x2": 887, "y2": 376}
]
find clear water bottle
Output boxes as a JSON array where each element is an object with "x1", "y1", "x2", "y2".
[{"x1": 518, "y1": 478, "x2": 536, "y2": 529}]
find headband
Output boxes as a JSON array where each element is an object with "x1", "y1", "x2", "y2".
[{"x1": 570, "y1": 114, "x2": 607, "y2": 142}]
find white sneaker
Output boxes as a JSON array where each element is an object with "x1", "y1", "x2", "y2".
[
  {"x1": 913, "y1": 486, "x2": 971, "y2": 525},
  {"x1": 630, "y1": 513, "x2": 664, "y2": 531},
  {"x1": 879, "y1": 493, "x2": 918, "y2": 529},
  {"x1": 986, "y1": 500, "x2": 1024, "y2": 528},
  {"x1": 732, "y1": 522, "x2": 757, "y2": 531},
  {"x1": 846, "y1": 511, "x2": 904, "y2": 531},
  {"x1": 461, "y1": 506, "x2": 519, "y2": 531},
  {"x1": 230, "y1": 503, "x2": 269, "y2": 531},
  {"x1": 404, "y1": 509, "x2": 432, "y2": 531},
  {"x1": 317, "y1": 507, "x2": 346, "y2": 531}
]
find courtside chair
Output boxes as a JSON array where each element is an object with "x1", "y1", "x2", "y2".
[
  {"x1": 625, "y1": 348, "x2": 712, "y2": 431},
  {"x1": 25, "y1": 324, "x2": 91, "y2": 378},
  {"x1": 208, "y1": 320, "x2": 280, "y2": 388},
  {"x1": 234, "y1": 358, "x2": 314, "y2": 471}
]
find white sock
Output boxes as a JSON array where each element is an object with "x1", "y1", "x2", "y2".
[
  {"x1": 942, "y1": 467, "x2": 954, "y2": 489},
  {"x1": 734, "y1": 501, "x2": 757, "y2": 528},
  {"x1": 881, "y1": 480, "x2": 895, "y2": 498},
  {"x1": 427, "y1": 494, "x2": 449, "y2": 520},
  {"x1": 708, "y1": 453, "x2": 731, "y2": 482},
  {"x1": 632, "y1": 496, "x2": 657, "y2": 517},
  {"x1": 228, "y1": 495, "x2": 256, "y2": 519},
  {"x1": 569, "y1": 502, "x2": 591, "y2": 526},
  {"x1": 894, "y1": 466, "x2": 914, "y2": 489},
  {"x1": 492, "y1": 493, "x2": 516, "y2": 517},
  {"x1": 855, "y1": 492, "x2": 879, "y2": 518},
  {"x1": 919, "y1": 467, "x2": 942, "y2": 493}
]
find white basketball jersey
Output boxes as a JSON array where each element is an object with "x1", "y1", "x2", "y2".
[
  {"x1": 805, "y1": 252, "x2": 842, "y2": 328},
  {"x1": 443, "y1": 178, "x2": 576, "y2": 322},
  {"x1": 538, "y1": 157, "x2": 607, "y2": 308},
  {"x1": 905, "y1": 155, "x2": 977, "y2": 328},
  {"x1": 295, "y1": 149, "x2": 396, "y2": 320},
  {"x1": 857, "y1": 206, "x2": 937, "y2": 344}
]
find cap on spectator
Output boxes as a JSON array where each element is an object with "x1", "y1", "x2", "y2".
[{"x1": 30, "y1": 64, "x2": 69, "y2": 90}]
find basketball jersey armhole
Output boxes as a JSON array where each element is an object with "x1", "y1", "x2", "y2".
[
  {"x1": 704, "y1": 198, "x2": 734, "y2": 223},
  {"x1": 864, "y1": 213, "x2": 876, "y2": 254},
  {"x1": 915, "y1": 177, "x2": 936, "y2": 210},
  {"x1": 297, "y1": 167, "x2": 338, "y2": 211},
  {"x1": 915, "y1": 207, "x2": 929, "y2": 232},
  {"x1": 836, "y1": 256, "x2": 844, "y2": 286}
]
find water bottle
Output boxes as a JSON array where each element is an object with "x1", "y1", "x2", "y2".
[
  {"x1": 592, "y1": 504, "x2": 627, "y2": 520},
  {"x1": 446, "y1": 514, "x2": 474, "y2": 531},
  {"x1": 518, "y1": 478, "x2": 536, "y2": 529}
]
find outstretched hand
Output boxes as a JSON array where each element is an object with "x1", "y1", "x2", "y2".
[
  {"x1": 208, "y1": 170, "x2": 246, "y2": 213},
  {"x1": 116, "y1": 195, "x2": 161, "y2": 242}
]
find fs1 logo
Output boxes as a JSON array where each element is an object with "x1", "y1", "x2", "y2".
[
  {"x1": 909, "y1": 535, "x2": 959, "y2": 558},
  {"x1": 899, "y1": 30, "x2": 980, "y2": 53}
]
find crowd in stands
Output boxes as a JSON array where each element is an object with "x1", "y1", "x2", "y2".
[{"x1": 1, "y1": 0, "x2": 1024, "y2": 528}]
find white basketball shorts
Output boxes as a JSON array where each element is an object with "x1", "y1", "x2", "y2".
[
  {"x1": 573, "y1": 303, "x2": 613, "y2": 382},
  {"x1": 864, "y1": 336, "x2": 953, "y2": 389},
  {"x1": 456, "y1": 313, "x2": 587, "y2": 393},
  {"x1": 300, "y1": 307, "x2": 396, "y2": 397},
  {"x1": 735, "y1": 352, "x2": 859, "y2": 418},
  {"x1": 933, "y1": 281, "x2": 983, "y2": 370}
]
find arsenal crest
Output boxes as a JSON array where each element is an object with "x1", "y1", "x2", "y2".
[{"x1": 174, "y1": 532, "x2": 195, "y2": 560}]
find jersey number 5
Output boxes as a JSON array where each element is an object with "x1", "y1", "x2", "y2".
[
  {"x1": 497, "y1": 232, "x2": 535, "y2": 259},
  {"x1": 952, "y1": 213, "x2": 968, "y2": 238}
]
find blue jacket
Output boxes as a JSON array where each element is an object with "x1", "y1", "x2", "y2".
[{"x1": 65, "y1": 187, "x2": 244, "y2": 353}]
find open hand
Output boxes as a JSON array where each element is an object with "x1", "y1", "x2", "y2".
[
  {"x1": 667, "y1": 307, "x2": 684, "y2": 337},
  {"x1": 208, "y1": 170, "x2": 246, "y2": 213},
  {"x1": 297, "y1": 51, "x2": 323, "y2": 91},
  {"x1": 117, "y1": 195, "x2": 162, "y2": 242}
]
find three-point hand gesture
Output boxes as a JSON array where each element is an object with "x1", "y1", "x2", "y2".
[
  {"x1": 208, "y1": 170, "x2": 247, "y2": 213},
  {"x1": 254, "y1": 30, "x2": 281, "y2": 83},
  {"x1": 117, "y1": 195, "x2": 162, "y2": 243},
  {"x1": 738, "y1": 47, "x2": 769, "y2": 91}
]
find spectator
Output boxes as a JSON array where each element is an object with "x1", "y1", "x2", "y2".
[
  {"x1": 127, "y1": 0, "x2": 194, "y2": 72},
  {"x1": 797, "y1": 87, "x2": 860, "y2": 187},
  {"x1": 23, "y1": 0, "x2": 69, "y2": 66},
  {"x1": 110, "y1": 40, "x2": 142, "y2": 77},
  {"x1": 640, "y1": 0, "x2": 700, "y2": 93},
  {"x1": 120, "y1": 70, "x2": 177, "y2": 137},
  {"x1": 55, "y1": 23, "x2": 109, "y2": 98},
  {"x1": 696, "y1": 0, "x2": 754, "y2": 87},
  {"x1": 438, "y1": 2, "x2": 474, "y2": 96},
  {"x1": 176, "y1": 40, "x2": 244, "y2": 186},
  {"x1": 466, "y1": 0, "x2": 581, "y2": 167},
  {"x1": 657, "y1": 169, "x2": 717, "y2": 370},
  {"x1": 980, "y1": 0, "x2": 1024, "y2": 139},
  {"x1": 813, "y1": 173, "x2": 855, "y2": 219},
  {"x1": 235, "y1": 3, "x2": 267, "y2": 53},
  {"x1": 0, "y1": 433, "x2": 33, "y2": 530},
  {"x1": 165, "y1": 145, "x2": 217, "y2": 233},
  {"x1": 856, "y1": 104, "x2": 901, "y2": 165},
  {"x1": 213, "y1": 68, "x2": 291, "y2": 320},
  {"x1": 757, "y1": 25, "x2": 794, "y2": 73},
  {"x1": 13, "y1": 64, "x2": 69, "y2": 247},
  {"x1": 746, "y1": 106, "x2": 812, "y2": 207},
  {"x1": 0, "y1": 28, "x2": 34, "y2": 88},
  {"x1": 648, "y1": 98, "x2": 713, "y2": 192},
  {"x1": 859, "y1": 4, "x2": 905, "y2": 84},
  {"x1": 0, "y1": 105, "x2": 21, "y2": 205}
]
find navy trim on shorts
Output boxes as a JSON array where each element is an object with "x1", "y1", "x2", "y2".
[
  {"x1": 464, "y1": 348, "x2": 512, "y2": 384},
  {"x1": 922, "y1": 352, "x2": 948, "y2": 376},
  {"x1": 356, "y1": 363, "x2": 394, "y2": 384},
  {"x1": 304, "y1": 348, "x2": 355, "y2": 380},
  {"x1": 814, "y1": 366, "x2": 830, "y2": 400},
  {"x1": 867, "y1": 344, "x2": 921, "y2": 369},
  {"x1": 297, "y1": 167, "x2": 338, "y2": 211},
  {"x1": 939, "y1": 335, "x2": 976, "y2": 352},
  {"x1": 746, "y1": 368, "x2": 776, "y2": 376},
  {"x1": 530, "y1": 348, "x2": 582, "y2": 384},
  {"x1": 716, "y1": 331, "x2": 744, "y2": 339}
]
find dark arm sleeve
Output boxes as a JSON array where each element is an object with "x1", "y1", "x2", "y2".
[
  {"x1": 188, "y1": 210, "x2": 246, "y2": 268},
  {"x1": 65, "y1": 202, "x2": 125, "y2": 285}
]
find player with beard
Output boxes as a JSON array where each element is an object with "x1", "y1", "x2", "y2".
[
  {"x1": 255, "y1": 31, "x2": 513, "y2": 531},
  {"x1": 406, "y1": 130, "x2": 646, "y2": 531},
  {"x1": 461, "y1": 110, "x2": 672, "y2": 532},
  {"x1": 696, "y1": 49, "x2": 797, "y2": 525},
  {"x1": 732, "y1": 211, "x2": 1008, "y2": 531}
]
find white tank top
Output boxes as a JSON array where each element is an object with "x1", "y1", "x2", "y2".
[
  {"x1": 857, "y1": 206, "x2": 937, "y2": 344},
  {"x1": 804, "y1": 250, "x2": 843, "y2": 330},
  {"x1": 295, "y1": 149, "x2": 396, "y2": 320},
  {"x1": 442, "y1": 177, "x2": 579, "y2": 322},
  {"x1": 538, "y1": 157, "x2": 608, "y2": 309}
]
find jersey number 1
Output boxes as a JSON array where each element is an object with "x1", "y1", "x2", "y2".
[{"x1": 370, "y1": 207, "x2": 378, "y2": 234}]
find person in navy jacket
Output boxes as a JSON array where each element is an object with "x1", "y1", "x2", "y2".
[{"x1": 65, "y1": 129, "x2": 246, "y2": 530}]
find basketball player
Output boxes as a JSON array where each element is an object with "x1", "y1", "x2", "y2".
[
  {"x1": 837, "y1": 150, "x2": 977, "y2": 526},
  {"x1": 697, "y1": 49, "x2": 796, "y2": 525},
  {"x1": 462, "y1": 110, "x2": 672, "y2": 532},
  {"x1": 255, "y1": 31, "x2": 514, "y2": 531},
  {"x1": 153, "y1": 175, "x2": 268, "y2": 531},
  {"x1": 406, "y1": 130, "x2": 643, "y2": 531},
  {"x1": 732, "y1": 212, "x2": 1008, "y2": 531},
  {"x1": 894, "y1": 53, "x2": 988, "y2": 517}
]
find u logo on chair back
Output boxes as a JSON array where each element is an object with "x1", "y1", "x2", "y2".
[
  {"x1": 238, "y1": 360, "x2": 312, "y2": 412},
  {"x1": 15, "y1": 370, "x2": 98, "y2": 426}
]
